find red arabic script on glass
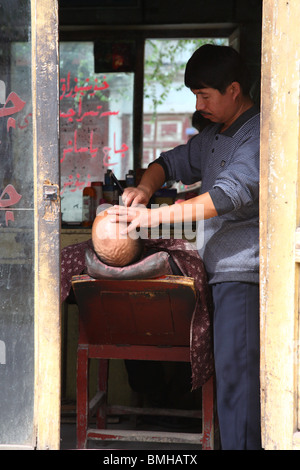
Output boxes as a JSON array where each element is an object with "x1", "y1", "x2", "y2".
[
  {"x1": 0, "y1": 184, "x2": 22, "y2": 226},
  {"x1": 0, "y1": 184, "x2": 22, "y2": 208},
  {"x1": 0, "y1": 91, "x2": 26, "y2": 132},
  {"x1": 59, "y1": 73, "x2": 130, "y2": 171},
  {"x1": 61, "y1": 173, "x2": 92, "y2": 195},
  {"x1": 60, "y1": 74, "x2": 109, "y2": 100},
  {"x1": 103, "y1": 132, "x2": 129, "y2": 167},
  {"x1": 59, "y1": 95, "x2": 119, "y2": 124}
]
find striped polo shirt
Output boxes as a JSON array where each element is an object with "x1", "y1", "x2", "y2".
[{"x1": 154, "y1": 106, "x2": 260, "y2": 284}]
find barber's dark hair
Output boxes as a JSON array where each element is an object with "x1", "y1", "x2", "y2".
[{"x1": 184, "y1": 44, "x2": 251, "y2": 95}]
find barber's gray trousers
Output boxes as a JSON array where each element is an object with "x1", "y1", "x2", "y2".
[{"x1": 212, "y1": 282, "x2": 261, "y2": 450}]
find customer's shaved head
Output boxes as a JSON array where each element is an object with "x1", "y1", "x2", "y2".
[{"x1": 92, "y1": 208, "x2": 143, "y2": 267}]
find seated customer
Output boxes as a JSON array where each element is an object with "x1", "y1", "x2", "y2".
[
  {"x1": 91, "y1": 205, "x2": 193, "y2": 411},
  {"x1": 92, "y1": 205, "x2": 143, "y2": 267},
  {"x1": 61, "y1": 205, "x2": 213, "y2": 406}
]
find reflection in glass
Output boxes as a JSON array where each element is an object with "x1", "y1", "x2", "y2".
[
  {"x1": 59, "y1": 42, "x2": 134, "y2": 223},
  {"x1": 143, "y1": 38, "x2": 227, "y2": 168}
]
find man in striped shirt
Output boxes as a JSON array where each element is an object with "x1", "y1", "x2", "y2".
[{"x1": 108, "y1": 44, "x2": 261, "y2": 450}]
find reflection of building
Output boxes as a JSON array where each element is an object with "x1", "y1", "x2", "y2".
[
  {"x1": 142, "y1": 39, "x2": 216, "y2": 168},
  {"x1": 143, "y1": 113, "x2": 193, "y2": 166},
  {"x1": 142, "y1": 64, "x2": 198, "y2": 167}
]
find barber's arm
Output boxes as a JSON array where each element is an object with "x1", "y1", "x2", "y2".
[
  {"x1": 108, "y1": 190, "x2": 218, "y2": 235},
  {"x1": 122, "y1": 163, "x2": 166, "y2": 207}
]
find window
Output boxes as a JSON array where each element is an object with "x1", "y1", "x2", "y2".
[
  {"x1": 142, "y1": 37, "x2": 228, "y2": 193},
  {"x1": 59, "y1": 37, "x2": 228, "y2": 222},
  {"x1": 59, "y1": 42, "x2": 134, "y2": 223}
]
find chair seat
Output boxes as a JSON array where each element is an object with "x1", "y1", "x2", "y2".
[{"x1": 72, "y1": 275, "x2": 196, "y2": 346}]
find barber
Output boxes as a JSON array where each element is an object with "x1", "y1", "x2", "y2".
[{"x1": 109, "y1": 44, "x2": 261, "y2": 450}]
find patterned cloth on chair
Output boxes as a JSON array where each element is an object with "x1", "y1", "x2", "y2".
[{"x1": 61, "y1": 237, "x2": 214, "y2": 389}]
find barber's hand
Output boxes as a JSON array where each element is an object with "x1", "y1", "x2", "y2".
[
  {"x1": 122, "y1": 185, "x2": 150, "y2": 207},
  {"x1": 108, "y1": 204, "x2": 160, "y2": 235}
]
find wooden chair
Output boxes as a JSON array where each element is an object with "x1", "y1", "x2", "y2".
[{"x1": 72, "y1": 274, "x2": 216, "y2": 449}]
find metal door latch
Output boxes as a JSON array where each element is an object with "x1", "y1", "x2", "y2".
[
  {"x1": 43, "y1": 183, "x2": 59, "y2": 202},
  {"x1": 43, "y1": 181, "x2": 60, "y2": 221}
]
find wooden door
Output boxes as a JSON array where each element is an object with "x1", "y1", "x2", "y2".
[
  {"x1": 0, "y1": 0, "x2": 60, "y2": 449},
  {"x1": 260, "y1": 0, "x2": 300, "y2": 450}
]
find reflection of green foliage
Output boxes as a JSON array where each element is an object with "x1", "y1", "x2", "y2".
[
  {"x1": 60, "y1": 39, "x2": 227, "y2": 112},
  {"x1": 144, "y1": 38, "x2": 226, "y2": 118},
  {"x1": 60, "y1": 43, "x2": 133, "y2": 105},
  {"x1": 60, "y1": 43, "x2": 107, "y2": 104}
]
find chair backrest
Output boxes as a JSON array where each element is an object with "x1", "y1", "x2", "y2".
[{"x1": 72, "y1": 275, "x2": 196, "y2": 347}]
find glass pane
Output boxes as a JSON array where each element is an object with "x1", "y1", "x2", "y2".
[
  {"x1": 0, "y1": 0, "x2": 34, "y2": 446},
  {"x1": 59, "y1": 42, "x2": 134, "y2": 223},
  {"x1": 143, "y1": 38, "x2": 228, "y2": 171}
]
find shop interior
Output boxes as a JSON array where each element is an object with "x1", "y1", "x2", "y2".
[{"x1": 58, "y1": 0, "x2": 263, "y2": 449}]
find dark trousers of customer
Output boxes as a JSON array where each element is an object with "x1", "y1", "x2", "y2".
[{"x1": 212, "y1": 282, "x2": 261, "y2": 450}]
